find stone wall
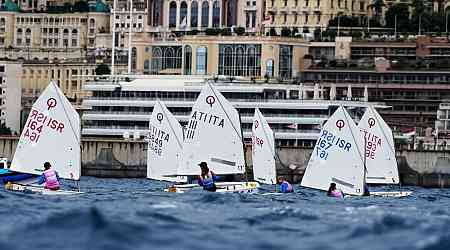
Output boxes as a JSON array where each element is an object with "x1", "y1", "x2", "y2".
[{"x1": 2, "y1": 136, "x2": 450, "y2": 186}]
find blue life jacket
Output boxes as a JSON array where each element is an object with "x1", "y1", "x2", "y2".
[{"x1": 203, "y1": 176, "x2": 215, "y2": 189}]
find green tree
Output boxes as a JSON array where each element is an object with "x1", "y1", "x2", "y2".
[
  {"x1": 95, "y1": 63, "x2": 111, "y2": 75},
  {"x1": 0, "y1": 123, "x2": 12, "y2": 135},
  {"x1": 369, "y1": 0, "x2": 385, "y2": 22},
  {"x1": 73, "y1": 1, "x2": 89, "y2": 12},
  {"x1": 385, "y1": 3, "x2": 410, "y2": 32},
  {"x1": 268, "y1": 27, "x2": 278, "y2": 36},
  {"x1": 234, "y1": 27, "x2": 246, "y2": 36},
  {"x1": 281, "y1": 27, "x2": 291, "y2": 37}
]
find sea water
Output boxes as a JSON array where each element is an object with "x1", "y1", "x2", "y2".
[{"x1": 0, "y1": 177, "x2": 449, "y2": 250}]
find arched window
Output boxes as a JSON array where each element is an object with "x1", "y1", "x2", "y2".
[
  {"x1": 152, "y1": 47, "x2": 163, "y2": 74},
  {"x1": 169, "y1": 1, "x2": 177, "y2": 28},
  {"x1": 184, "y1": 45, "x2": 192, "y2": 75},
  {"x1": 164, "y1": 47, "x2": 175, "y2": 69},
  {"x1": 17, "y1": 28, "x2": 22, "y2": 35},
  {"x1": 196, "y1": 46, "x2": 207, "y2": 75},
  {"x1": 247, "y1": 46, "x2": 256, "y2": 76},
  {"x1": 235, "y1": 46, "x2": 245, "y2": 76},
  {"x1": 89, "y1": 18, "x2": 95, "y2": 27},
  {"x1": 25, "y1": 28, "x2": 31, "y2": 34},
  {"x1": 72, "y1": 29, "x2": 78, "y2": 35},
  {"x1": 201, "y1": 1, "x2": 209, "y2": 28},
  {"x1": 223, "y1": 46, "x2": 233, "y2": 76},
  {"x1": 266, "y1": 59, "x2": 274, "y2": 77},
  {"x1": 212, "y1": 1, "x2": 220, "y2": 27},
  {"x1": 191, "y1": 1, "x2": 198, "y2": 27},
  {"x1": 279, "y1": 45, "x2": 292, "y2": 79},
  {"x1": 176, "y1": 47, "x2": 182, "y2": 68},
  {"x1": 180, "y1": 2, "x2": 188, "y2": 27}
]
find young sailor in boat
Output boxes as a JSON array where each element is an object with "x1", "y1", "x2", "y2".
[
  {"x1": 277, "y1": 176, "x2": 294, "y2": 193},
  {"x1": 198, "y1": 162, "x2": 220, "y2": 192},
  {"x1": 38, "y1": 162, "x2": 60, "y2": 190},
  {"x1": 363, "y1": 183, "x2": 370, "y2": 196},
  {"x1": 327, "y1": 183, "x2": 344, "y2": 198}
]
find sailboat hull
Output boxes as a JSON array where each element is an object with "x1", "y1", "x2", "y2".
[
  {"x1": 5, "y1": 182, "x2": 83, "y2": 195},
  {"x1": 165, "y1": 181, "x2": 260, "y2": 193},
  {"x1": 370, "y1": 191, "x2": 412, "y2": 198}
]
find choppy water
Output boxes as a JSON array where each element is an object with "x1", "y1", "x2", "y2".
[{"x1": 0, "y1": 177, "x2": 449, "y2": 250}]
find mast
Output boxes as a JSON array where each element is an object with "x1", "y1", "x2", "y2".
[
  {"x1": 127, "y1": 0, "x2": 133, "y2": 74},
  {"x1": 111, "y1": 0, "x2": 117, "y2": 76}
]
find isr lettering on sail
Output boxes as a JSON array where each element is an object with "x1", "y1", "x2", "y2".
[
  {"x1": 22, "y1": 108, "x2": 66, "y2": 143},
  {"x1": 315, "y1": 129, "x2": 352, "y2": 160}
]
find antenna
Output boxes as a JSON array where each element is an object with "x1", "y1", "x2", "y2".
[
  {"x1": 111, "y1": 0, "x2": 117, "y2": 76},
  {"x1": 127, "y1": 0, "x2": 133, "y2": 74}
]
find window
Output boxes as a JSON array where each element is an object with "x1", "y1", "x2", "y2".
[
  {"x1": 218, "y1": 44, "x2": 261, "y2": 77},
  {"x1": 201, "y1": 1, "x2": 209, "y2": 27},
  {"x1": 184, "y1": 45, "x2": 192, "y2": 75},
  {"x1": 266, "y1": 59, "x2": 274, "y2": 77},
  {"x1": 279, "y1": 45, "x2": 293, "y2": 79},
  {"x1": 144, "y1": 60, "x2": 150, "y2": 74},
  {"x1": 180, "y1": 2, "x2": 188, "y2": 26},
  {"x1": 191, "y1": 1, "x2": 198, "y2": 27},
  {"x1": 196, "y1": 46, "x2": 207, "y2": 75},
  {"x1": 151, "y1": 46, "x2": 182, "y2": 74},
  {"x1": 169, "y1": 1, "x2": 177, "y2": 27},
  {"x1": 212, "y1": 1, "x2": 220, "y2": 27}
]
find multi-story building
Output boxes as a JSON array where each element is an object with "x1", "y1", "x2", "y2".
[
  {"x1": 264, "y1": 0, "x2": 369, "y2": 33},
  {"x1": 132, "y1": 35, "x2": 309, "y2": 78},
  {"x1": 0, "y1": 60, "x2": 21, "y2": 134},
  {"x1": 0, "y1": 1, "x2": 110, "y2": 60}
]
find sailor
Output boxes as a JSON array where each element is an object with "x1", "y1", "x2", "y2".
[
  {"x1": 363, "y1": 182, "x2": 370, "y2": 196},
  {"x1": 327, "y1": 183, "x2": 344, "y2": 198},
  {"x1": 198, "y1": 162, "x2": 219, "y2": 192},
  {"x1": 38, "y1": 162, "x2": 60, "y2": 190},
  {"x1": 277, "y1": 176, "x2": 294, "y2": 193}
]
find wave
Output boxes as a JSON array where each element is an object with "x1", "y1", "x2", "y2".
[{"x1": 348, "y1": 213, "x2": 416, "y2": 238}]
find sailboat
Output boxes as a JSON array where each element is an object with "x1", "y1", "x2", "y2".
[
  {"x1": 4, "y1": 81, "x2": 82, "y2": 195},
  {"x1": 301, "y1": 106, "x2": 366, "y2": 196},
  {"x1": 147, "y1": 99, "x2": 186, "y2": 182},
  {"x1": 252, "y1": 108, "x2": 276, "y2": 185},
  {"x1": 357, "y1": 106, "x2": 412, "y2": 197},
  {"x1": 166, "y1": 82, "x2": 259, "y2": 193}
]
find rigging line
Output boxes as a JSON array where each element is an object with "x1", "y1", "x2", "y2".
[
  {"x1": 156, "y1": 99, "x2": 183, "y2": 150},
  {"x1": 51, "y1": 81, "x2": 81, "y2": 149},
  {"x1": 207, "y1": 82, "x2": 243, "y2": 141},
  {"x1": 342, "y1": 106, "x2": 366, "y2": 172}
]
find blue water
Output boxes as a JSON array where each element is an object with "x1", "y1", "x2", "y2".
[{"x1": 0, "y1": 177, "x2": 449, "y2": 250}]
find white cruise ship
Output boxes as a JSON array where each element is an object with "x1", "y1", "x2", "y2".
[{"x1": 82, "y1": 75, "x2": 384, "y2": 147}]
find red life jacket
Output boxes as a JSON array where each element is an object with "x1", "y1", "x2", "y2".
[{"x1": 43, "y1": 169, "x2": 60, "y2": 190}]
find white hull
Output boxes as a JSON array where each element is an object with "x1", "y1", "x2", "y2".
[
  {"x1": 5, "y1": 182, "x2": 82, "y2": 195},
  {"x1": 165, "y1": 181, "x2": 259, "y2": 193},
  {"x1": 370, "y1": 191, "x2": 412, "y2": 198}
]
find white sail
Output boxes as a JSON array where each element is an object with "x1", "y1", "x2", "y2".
[
  {"x1": 358, "y1": 106, "x2": 399, "y2": 184},
  {"x1": 179, "y1": 83, "x2": 245, "y2": 175},
  {"x1": 11, "y1": 81, "x2": 80, "y2": 180},
  {"x1": 301, "y1": 106, "x2": 365, "y2": 196},
  {"x1": 147, "y1": 100, "x2": 185, "y2": 182},
  {"x1": 252, "y1": 108, "x2": 276, "y2": 185}
]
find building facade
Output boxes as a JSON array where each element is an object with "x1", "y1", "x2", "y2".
[{"x1": 0, "y1": 60, "x2": 21, "y2": 134}]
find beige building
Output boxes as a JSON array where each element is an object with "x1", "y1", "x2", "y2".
[
  {"x1": 264, "y1": 0, "x2": 369, "y2": 33},
  {"x1": 132, "y1": 35, "x2": 309, "y2": 79},
  {"x1": 21, "y1": 60, "x2": 98, "y2": 103},
  {"x1": 0, "y1": 6, "x2": 110, "y2": 59},
  {"x1": 0, "y1": 60, "x2": 21, "y2": 134}
]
